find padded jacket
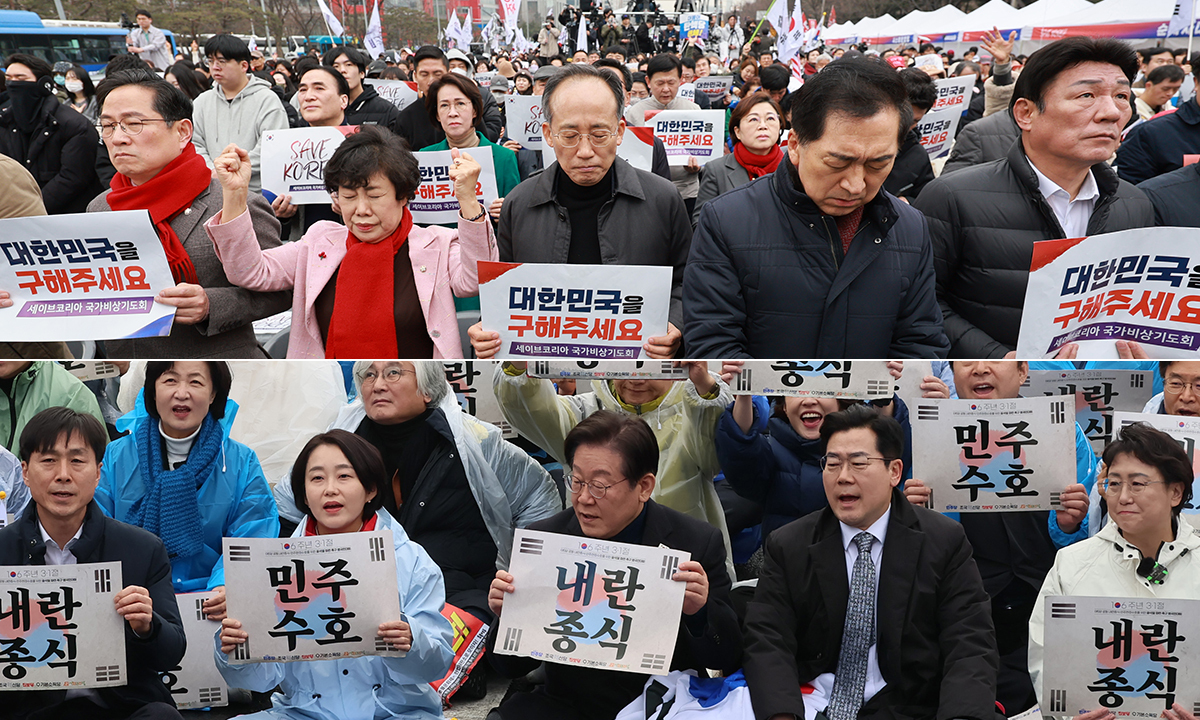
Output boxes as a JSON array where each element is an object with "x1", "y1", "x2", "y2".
[
  {"x1": 940, "y1": 109, "x2": 1019, "y2": 177},
  {"x1": 1115, "y1": 97, "x2": 1200, "y2": 185},
  {"x1": 1138, "y1": 160, "x2": 1200, "y2": 227}
]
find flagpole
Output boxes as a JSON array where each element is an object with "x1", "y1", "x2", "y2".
[
  {"x1": 748, "y1": 0, "x2": 781, "y2": 47},
  {"x1": 1190, "y1": 0, "x2": 1197, "y2": 59}
]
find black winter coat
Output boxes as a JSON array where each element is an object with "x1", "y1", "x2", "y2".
[
  {"x1": 0, "y1": 501, "x2": 186, "y2": 719},
  {"x1": 345, "y1": 83, "x2": 403, "y2": 134},
  {"x1": 1138, "y1": 161, "x2": 1200, "y2": 226},
  {"x1": 683, "y1": 157, "x2": 950, "y2": 359},
  {"x1": 883, "y1": 128, "x2": 935, "y2": 200},
  {"x1": 1115, "y1": 98, "x2": 1200, "y2": 185},
  {"x1": 915, "y1": 140, "x2": 1154, "y2": 358},
  {"x1": 941, "y1": 109, "x2": 1019, "y2": 176},
  {"x1": 0, "y1": 95, "x2": 103, "y2": 214}
]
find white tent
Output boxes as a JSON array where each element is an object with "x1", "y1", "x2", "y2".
[
  {"x1": 1011, "y1": 0, "x2": 1095, "y2": 27},
  {"x1": 877, "y1": 4, "x2": 966, "y2": 39},
  {"x1": 948, "y1": 0, "x2": 1022, "y2": 34},
  {"x1": 849, "y1": 13, "x2": 897, "y2": 37},
  {"x1": 1036, "y1": 0, "x2": 1174, "y2": 27}
]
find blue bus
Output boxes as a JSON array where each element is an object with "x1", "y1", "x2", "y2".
[{"x1": 0, "y1": 9, "x2": 176, "y2": 73}]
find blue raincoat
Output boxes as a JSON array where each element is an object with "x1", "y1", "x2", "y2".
[
  {"x1": 214, "y1": 509, "x2": 454, "y2": 720},
  {"x1": 96, "y1": 394, "x2": 280, "y2": 592}
]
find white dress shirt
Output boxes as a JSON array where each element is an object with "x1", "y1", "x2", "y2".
[
  {"x1": 802, "y1": 508, "x2": 891, "y2": 720},
  {"x1": 1029, "y1": 162, "x2": 1100, "y2": 239}
]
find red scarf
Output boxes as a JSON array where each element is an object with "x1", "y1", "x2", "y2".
[
  {"x1": 107, "y1": 143, "x2": 211, "y2": 285},
  {"x1": 304, "y1": 513, "x2": 379, "y2": 536},
  {"x1": 733, "y1": 141, "x2": 784, "y2": 180},
  {"x1": 325, "y1": 208, "x2": 415, "y2": 359}
]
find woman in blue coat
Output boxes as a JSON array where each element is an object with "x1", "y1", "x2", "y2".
[
  {"x1": 97, "y1": 361, "x2": 280, "y2": 619},
  {"x1": 217, "y1": 430, "x2": 454, "y2": 720}
]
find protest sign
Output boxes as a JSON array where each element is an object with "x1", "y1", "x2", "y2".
[
  {"x1": 693, "y1": 75, "x2": 733, "y2": 101},
  {"x1": 1016, "y1": 228, "x2": 1200, "y2": 358},
  {"x1": 222, "y1": 531, "x2": 402, "y2": 664},
  {"x1": 0, "y1": 561, "x2": 125, "y2": 690},
  {"x1": 681, "y1": 13, "x2": 710, "y2": 39},
  {"x1": 365, "y1": 79, "x2": 419, "y2": 111},
  {"x1": 0, "y1": 211, "x2": 176, "y2": 341},
  {"x1": 1112, "y1": 411, "x2": 1200, "y2": 515},
  {"x1": 915, "y1": 107, "x2": 962, "y2": 159},
  {"x1": 444, "y1": 360, "x2": 516, "y2": 438},
  {"x1": 475, "y1": 71, "x2": 496, "y2": 88},
  {"x1": 1041, "y1": 596, "x2": 1200, "y2": 720},
  {"x1": 729, "y1": 361, "x2": 894, "y2": 399},
  {"x1": 616, "y1": 126, "x2": 655, "y2": 172},
  {"x1": 494, "y1": 529, "x2": 688, "y2": 674},
  {"x1": 505, "y1": 95, "x2": 546, "y2": 150},
  {"x1": 161, "y1": 592, "x2": 227, "y2": 709},
  {"x1": 410, "y1": 147, "x2": 499, "y2": 225},
  {"x1": 260, "y1": 126, "x2": 356, "y2": 205},
  {"x1": 529, "y1": 360, "x2": 691, "y2": 380},
  {"x1": 678, "y1": 83, "x2": 696, "y2": 102},
  {"x1": 57, "y1": 360, "x2": 122, "y2": 382},
  {"x1": 911, "y1": 396, "x2": 1077, "y2": 512},
  {"x1": 931, "y1": 75, "x2": 975, "y2": 113},
  {"x1": 478, "y1": 261, "x2": 671, "y2": 360},
  {"x1": 1024, "y1": 369, "x2": 1154, "y2": 455},
  {"x1": 649, "y1": 110, "x2": 726, "y2": 166},
  {"x1": 432, "y1": 603, "x2": 489, "y2": 703}
]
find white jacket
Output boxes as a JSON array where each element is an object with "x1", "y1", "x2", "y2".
[{"x1": 1029, "y1": 513, "x2": 1200, "y2": 706}]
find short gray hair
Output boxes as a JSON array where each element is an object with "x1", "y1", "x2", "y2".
[
  {"x1": 351, "y1": 361, "x2": 449, "y2": 407},
  {"x1": 543, "y1": 63, "x2": 625, "y2": 125}
]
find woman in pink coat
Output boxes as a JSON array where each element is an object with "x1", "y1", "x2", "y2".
[{"x1": 205, "y1": 125, "x2": 496, "y2": 358}]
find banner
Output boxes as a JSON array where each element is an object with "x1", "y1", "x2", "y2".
[
  {"x1": 1016, "y1": 228, "x2": 1200, "y2": 358},
  {"x1": 728, "y1": 361, "x2": 893, "y2": 399},
  {"x1": 494, "y1": 529, "x2": 689, "y2": 675},
  {"x1": 910, "y1": 396, "x2": 1077, "y2": 512},
  {"x1": 365, "y1": 78, "x2": 419, "y2": 111},
  {"x1": 1023, "y1": 369, "x2": 1154, "y2": 455},
  {"x1": 915, "y1": 107, "x2": 962, "y2": 159},
  {"x1": 1112, "y1": 411, "x2": 1200, "y2": 515},
  {"x1": 931, "y1": 75, "x2": 975, "y2": 114},
  {"x1": 649, "y1": 109, "x2": 726, "y2": 166},
  {"x1": 616, "y1": 126, "x2": 655, "y2": 172},
  {"x1": 505, "y1": 94, "x2": 546, "y2": 150},
  {"x1": 1041, "y1": 596, "x2": 1200, "y2": 720},
  {"x1": 161, "y1": 592, "x2": 227, "y2": 709},
  {"x1": 260, "y1": 126, "x2": 356, "y2": 205},
  {"x1": 681, "y1": 13, "x2": 710, "y2": 40},
  {"x1": 431, "y1": 603, "x2": 489, "y2": 702},
  {"x1": 410, "y1": 147, "x2": 499, "y2": 225},
  {"x1": 0, "y1": 562, "x2": 125, "y2": 690},
  {"x1": 222, "y1": 531, "x2": 402, "y2": 664},
  {"x1": 692, "y1": 75, "x2": 733, "y2": 101},
  {"x1": 0, "y1": 211, "x2": 176, "y2": 341},
  {"x1": 529, "y1": 360, "x2": 691, "y2": 380},
  {"x1": 478, "y1": 261, "x2": 671, "y2": 360},
  {"x1": 443, "y1": 360, "x2": 516, "y2": 438}
]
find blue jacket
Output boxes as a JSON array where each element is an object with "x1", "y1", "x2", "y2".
[
  {"x1": 215, "y1": 509, "x2": 455, "y2": 720},
  {"x1": 96, "y1": 395, "x2": 280, "y2": 592}
]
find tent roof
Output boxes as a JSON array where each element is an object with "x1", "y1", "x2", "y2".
[{"x1": 1037, "y1": 0, "x2": 1174, "y2": 26}]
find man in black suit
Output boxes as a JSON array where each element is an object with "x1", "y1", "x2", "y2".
[
  {"x1": 487, "y1": 410, "x2": 742, "y2": 720},
  {"x1": 743, "y1": 404, "x2": 998, "y2": 720},
  {"x1": 2, "y1": 407, "x2": 186, "y2": 720}
]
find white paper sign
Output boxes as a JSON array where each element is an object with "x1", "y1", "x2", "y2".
[
  {"x1": 494, "y1": 529, "x2": 689, "y2": 675},
  {"x1": 1016, "y1": 228, "x2": 1200, "y2": 359},
  {"x1": 910, "y1": 396, "x2": 1077, "y2": 512},
  {"x1": 260, "y1": 126, "x2": 354, "y2": 205},
  {"x1": 365, "y1": 79, "x2": 420, "y2": 111},
  {"x1": 693, "y1": 75, "x2": 733, "y2": 100},
  {"x1": 931, "y1": 75, "x2": 975, "y2": 113},
  {"x1": 222, "y1": 531, "x2": 402, "y2": 664},
  {"x1": 0, "y1": 562, "x2": 125, "y2": 690},
  {"x1": 505, "y1": 94, "x2": 546, "y2": 150},
  {"x1": 616, "y1": 126, "x2": 655, "y2": 172},
  {"x1": 478, "y1": 261, "x2": 672, "y2": 360},
  {"x1": 1112, "y1": 411, "x2": 1200, "y2": 515},
  {"x1": 678, "y1": 83, "x2": 696, "y2": 101},
  {"x1": 444, "y1": 360, "x2": 516, "y2": 438},
  {"x1": 1041, "y1": 596, "x2": 1200, "y2": 720},
  {"x1": 475, "y1": 71, "x2": 496, "y2": 88},
  {"x1": 162, "y1": 591, "x2": 228, "y2": 709},
  {"x1": 915, "y1": 107, "x2": 962, "y2": 158},
  {"x1": 529, "y1": 360, "x2": 690, "y2": 379},
  {"x1": 1023, "y1": 370, "x2": 1154, "y2": 455},
  {"x1": 729, "y1": 361, "x2": 894, "y2": 399},
  {"x1": 410, "y1": 147, "x2": 499, "y2": 225},
  {"x1": 650, "y1": 109, "x2": 726, "y2": 166},
  {"x1": 57, "y1": 360, "x2": 122, "y2": 382}
]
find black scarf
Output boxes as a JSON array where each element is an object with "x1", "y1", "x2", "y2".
[{"x1": 6, "y1": 79, "x2": 52, "y2": 134}]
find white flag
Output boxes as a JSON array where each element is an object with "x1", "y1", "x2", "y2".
[
  {"x1": 316, "y1": 0, "x2": 345, "y2": 37},
  {"x1": 1169, "y1": 0, "x2": 1199, "y2": 36},
  {"x1": 447, "y1": 11, "x2": 462, "y2": 47},
  {"x1": 364, "y1": 0, "x2": 385, "y2": 59},
  {"x1": 248, "y1": 35, "x2": 258, "y2": 53},
  {"x1": 500, "y1": 0, "x2": 519, "y2": 32},
  {"x1": 781, "y1": 2, "x2": 807, "y2": 64},
  {"x1": 459, "y1": 8, "x2": 474, "y2": 45},
  {"x1": 577, "y1": 15, "x2": 588, "y2": 54},
  {"x1": 765, "y1": 0, "x2": 790, "y2": 55}
]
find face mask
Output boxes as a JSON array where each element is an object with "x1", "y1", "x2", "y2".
[
  {"x1": 6, "y1": 80, "x2": 51, "y2": 132},
  {"x1": 54, "y1": 75, "x2": 66, "y2": 86},
  {"x1": 65, "y1": 80, "x2": 84, "y2": 93}
]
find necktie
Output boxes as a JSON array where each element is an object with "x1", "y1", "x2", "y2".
[{"x1": 826, "y1": 531, "x2": 877, "y2": 720}]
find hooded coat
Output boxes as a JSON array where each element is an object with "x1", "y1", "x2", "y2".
[
  {"x1": 191, "y1": 74, "x2": 290, "y2": 193},
  {"x1": 0, "y1": 361, "x2": 105, "y2": 452}
]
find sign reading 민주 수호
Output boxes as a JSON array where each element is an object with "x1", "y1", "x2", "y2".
[
  {"x1": 222, "y1": 532, "x2": 402, "y2": 664},
  {"x1": 910, "y1": 396, "x2": 1077, "y2": 513},
  {"x1": 496, "y1": 529, "x2": 688, "y2": 675}
]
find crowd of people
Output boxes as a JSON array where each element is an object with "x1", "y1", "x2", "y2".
[
  {"x1": 0, "y1": 357, "x2": 1198, "y2": 720},
  {"x1": 4, "y1": 15, "x2": 1200, "y2": 360}
]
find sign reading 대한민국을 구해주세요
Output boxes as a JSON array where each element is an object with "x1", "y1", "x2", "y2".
[{"x1": 410, "y1": 147, "x2": 500, "y2": 225}]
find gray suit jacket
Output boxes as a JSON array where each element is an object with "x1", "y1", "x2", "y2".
[
  {"x1": 88, "y1": 178, "x2": 291, "y2": 358},
  {"x1": 692, "y1": 152, "x2": 750, "y2": 225}
]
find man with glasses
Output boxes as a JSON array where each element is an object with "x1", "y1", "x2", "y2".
[
  {"x1": 1144, "y1": 361, "x2": 1200, "y2": 416},
  {"x1": 1028, "y1": 423, "x2": 1200, "y2": 720},
  {"x1": 486, "y1": 410, "x2": 742, "y2": 720},
  {"x1": 85, "y1": 70, "x2": 289, "y2": 358},
  {"x1": 466, "y1": 63, "x2": 692, "y2": 358},
  {"x1": 743, "y1": 403, "x2": 999, "y2": 720},
  {"x1": 192, "y1": 34, "x2": 288, "y2": 193}
]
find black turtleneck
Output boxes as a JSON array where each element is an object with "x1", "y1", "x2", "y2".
[
  {"x1": 557, "y1": 164, "x2": 615, "y2": 264},
  {"x1": 357, "y1": 408, "x2": 438, "y2": 510}
]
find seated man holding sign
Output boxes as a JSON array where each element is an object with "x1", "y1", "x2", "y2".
[
  {"x1": 1028, "y1": 423, "x2": 1200, "y2": 720},
  {"x1": 2, "y1": 407, "x2": 186, "y2": 720},
  {"x1": 487, "y1": 410, "x2": 742, "y2": 720},
  {"x1": 216, "y1": 430, "x2": 454, "y2": 720}
]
